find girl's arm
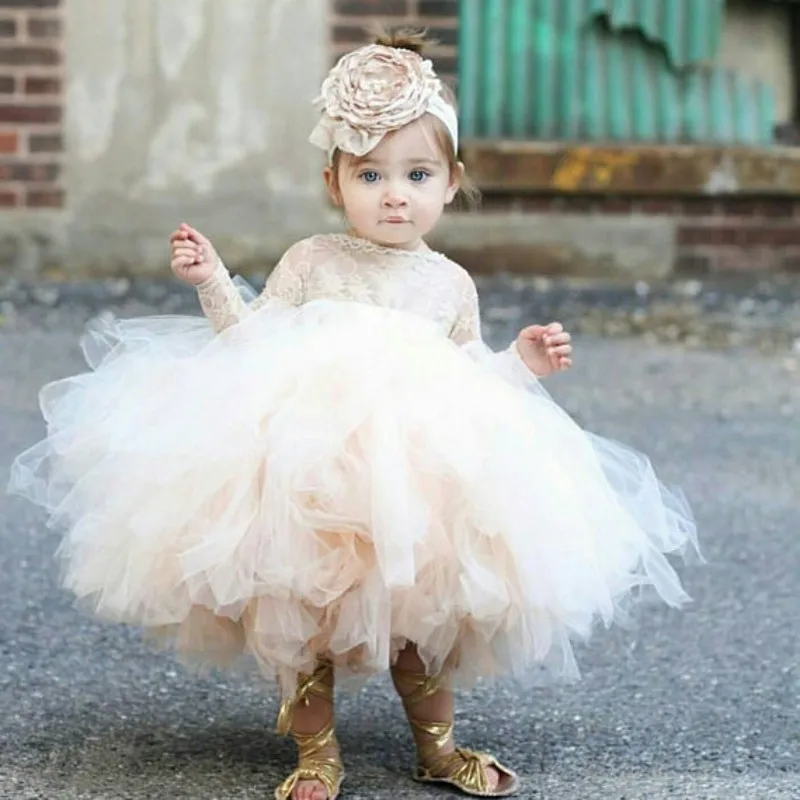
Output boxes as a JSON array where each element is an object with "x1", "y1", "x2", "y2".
[
  {"x1": 195, "y1": 239, "x2": 311, "y2": 334},
  {"x1": 449, "y1": 269, "x2": 572, "y2": 377},
  {"x1": 448, "y1": 269, "x2": 514, "y2": 351}
]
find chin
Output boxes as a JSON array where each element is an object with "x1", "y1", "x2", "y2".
[{"x1": 373, "y1": 227, "x2": 416, "y2": 245}]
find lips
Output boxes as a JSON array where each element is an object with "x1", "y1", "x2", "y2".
[{"x1": 383, "y1": 217, "x2": 408, "y2": 223}]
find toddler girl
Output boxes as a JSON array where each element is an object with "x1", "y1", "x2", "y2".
[{"x1": 10, "y1": 31, "x2": 697, "y2": 800}]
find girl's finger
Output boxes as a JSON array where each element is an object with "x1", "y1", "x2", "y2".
[
  {"x1": 559, "y1": 356, "x2": 573, "y2": 369},
  {"x1": 183, "y1": 224, "x2": 208, "y2": 247},
  {"x1": 546, "y1": 321, "x2": 563, "y2": 334},
  {"x1": 549, "y1": 344, "x2": 572, "y2": 356},
  {"x1": 519, "y1": 324, "x2": 547, "y2": 342}
]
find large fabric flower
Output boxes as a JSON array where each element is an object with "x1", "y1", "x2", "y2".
[{"x1": 309, "y1": 44, "x2": 443, "y2": 157}]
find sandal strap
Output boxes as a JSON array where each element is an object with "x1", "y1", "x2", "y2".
[
  {"x1": 276, "y1": 659, "x2": 334, "y2": 736},
  {"x1": 392, "y1": 664, "x2": 450, "y2": 707},
  {"x1": 392, "y1": 665, "x2": 458, "y2": 764},
  {"x1": 419, "y1": 747, "x2": 493, "y2": 793},
  {"x1": 274, "y1": 660, "x2": 343, "y2": 800},
  {"x1": 393, "y1": 665, "x2": 518, "y2": 797},
  {"x1": 409, "y1": 717, "x2": 453, "y2": 759}
]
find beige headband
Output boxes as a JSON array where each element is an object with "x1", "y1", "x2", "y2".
[{"x1": 308, "y1": 44, "x2": 459, "y2": 163}]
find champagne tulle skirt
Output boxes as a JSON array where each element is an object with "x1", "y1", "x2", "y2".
[{"x1": 8, "y1": 296, "x2": 698, "y2": 695}]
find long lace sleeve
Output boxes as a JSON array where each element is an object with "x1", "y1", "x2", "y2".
[
  {"x1": 449, "y1": 269, "x2": 530, "y2": 381},
  {"x1": 448, "y1": 271, "x2": 482, "y2": 346},
  {"x1": 195, "y1": 239, "x2": 311, "y2": 334}
]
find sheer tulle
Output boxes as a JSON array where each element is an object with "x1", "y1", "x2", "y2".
[{"x1": 8, "y1": 297, "x2": 698, "y2": 695}]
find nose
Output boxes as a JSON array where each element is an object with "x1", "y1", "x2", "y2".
[{"x1": 381, "y1": 182, "x2": 408, "y2": 208}]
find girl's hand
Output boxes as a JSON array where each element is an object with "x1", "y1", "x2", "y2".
[
  {"x1": 169, "y1": 223, "x2": 219, "y2": 285},
  {"x1": 516, "y1": 322, "x2": 573, "y2": 377}
]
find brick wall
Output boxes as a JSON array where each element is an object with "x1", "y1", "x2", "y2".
[
  {"x1": 480, "y1": 194, "x2": 800, "y2": 274},
  {"x1": 331, "y1": 0, "x2": 459, "y2": 84},
  {"x1": 0, "y1": 0, "x2": 63, "y2": 210}
]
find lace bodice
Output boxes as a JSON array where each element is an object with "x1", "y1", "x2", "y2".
[{"x1": 196, "y1": 232, "x2": 482, "y2": 345}]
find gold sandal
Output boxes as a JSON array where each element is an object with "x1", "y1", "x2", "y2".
[
  {"x1": 274, "y1": 659, "x2": 344, "y2": 800},
  {"x1": 393, "y1": 665, "x2": 520, "y2": 797}
]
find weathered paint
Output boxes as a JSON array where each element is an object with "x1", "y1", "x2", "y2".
[
  {"x1": 458, "y1": 0, "x2": 778, "y2": 145},
  {"x1": 30, "y1": 0, "x2": 332, "y2": 278},
  {"x1": 461, "y1": 141, "x2": 800, "y2": 195},
  {"x1": 551, "y1": 148, "x2": 640, "y2": 192}
]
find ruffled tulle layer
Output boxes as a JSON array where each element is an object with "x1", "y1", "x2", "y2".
[{"x1": 8, "y1": 298, "x2": 698, "y2": 693}]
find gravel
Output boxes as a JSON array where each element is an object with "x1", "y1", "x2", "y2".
[{"x1": 2, "y1": 271, "x2": 800, "y2": 354}]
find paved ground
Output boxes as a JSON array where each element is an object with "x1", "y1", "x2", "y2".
[{"x1": 1, "y1": 286, "x2": 798, "y2": 799}]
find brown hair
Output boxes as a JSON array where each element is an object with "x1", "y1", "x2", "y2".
[{"x1": 329, "y1": 27, "x2": 481, "y2": 210}]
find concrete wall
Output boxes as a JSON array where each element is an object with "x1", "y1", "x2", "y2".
[
  {"x1": 718, "y1": 0, "x2": 794, "y2": 125},
  {"x1": 18, "y1": 0, "x2": 332, "y2": 279}
]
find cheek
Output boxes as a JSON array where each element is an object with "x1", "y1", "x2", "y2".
[
  {"x1": 421, "y1": 178, "x2": 451, "y2": 208},
  {"x1": 339, "y1": 184, "x2": 374, "y2": 219}
]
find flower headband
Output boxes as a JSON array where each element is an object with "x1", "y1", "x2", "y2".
[{"x1": 308, "y1": 43, "x2": 459, "y2": 163}]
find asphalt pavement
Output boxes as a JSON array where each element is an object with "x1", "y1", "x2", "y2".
[{"x1": 1, "y1": 284, "x2": 797, "y2": 799}]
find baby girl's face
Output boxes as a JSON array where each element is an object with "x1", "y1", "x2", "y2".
[{"x1": 325, "y1": 117, "x2": 460, "y2": 251}]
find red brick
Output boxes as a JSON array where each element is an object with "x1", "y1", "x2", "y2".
[
  {"x1": 678, "y1": 198, "x2": 720, "y2": 216},
  {"x1": 27, "y1": 17, "x2": 61, "y2": 37},
  {"x1": 476, "y1": 195, "x2": 511, "y2": 212},
  {"x1": 717, "y1": 197, "x2": 762, "y2": 217},
  {"x1": 419, "y1": 0, "x2": 457, "y2": 15},
  {"x1": 0, "y1": 0, "x2": 63, "y2": 213},
  {"x1": 25, "y1": 186, "x2": 63, "y2": 207},
  {"x1": 0, "y1": 104, "x2": 60, "y2": 122},
  {"x1": 719, "y1": 226, "x2": 741, "y2": 245},
  {"x1": 334, "y1": 0, "x2": 408, "y2": 15},
  {"x1": 24, "y1": 75, "x2": 60, "y2": 94},
  {"x1": 0, "y1": 0, "x2": 59, "y2": 7},
  {"x1": 518, "y1": 196, "x2": 560, "y2": 213},
  {"x1": 737, "y1": 225, "x2": 800, "y2": 247},
  {"x1": 713, "y1": 247, "x2": 771, "y2": 272},
  {"x1": 674, "y1": 249, "x2": 713, "y2": 274},
  {"x1": 780, "y1": 250, "x2": 800, "y2": 272},
  {"x1": 678, "y1": 226, "x2": 720, "y2": 246},
  {"x1": 759, "y1": 198, "x2": 794, "y2": 218},
  {"x1": 595, "y1": 197, "x2": 633, "y2": 214},
  {"x1": 332, "y1": 25, "x2": 370, "y2": 45},
  {"x1": 0, "y1": 46, "x2": 60, "y2": 66},
  {"x1": 28, "y1": 131, "x2": 60, "y2": 152},
  {"x1": 0, "y1": 129, "x2": 16, "y2": 152},
  {"x1": 636, "y1": 199, "x2": 679, "y2": 215},
  {"x1": 561, "y1": 195, "x2": 596, "y2": 213},
  {"x1": 0, "y1": 161, "x2": 58, "y2": 180}
]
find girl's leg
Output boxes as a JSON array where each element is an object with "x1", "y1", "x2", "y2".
[
  {"x1": 390, "y1": 643, "x2": 519, "y2": 797},
  {"x1": 274, "y1": 659, "x2": 344, "y2": 800}
]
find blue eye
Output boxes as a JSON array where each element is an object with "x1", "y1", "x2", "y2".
[
  {"x1": 409, "y1": 169, "x2": 429, "y2": 182},
  {"x1": 360, "y1": 170, "x2": 379, "y2": 183}
]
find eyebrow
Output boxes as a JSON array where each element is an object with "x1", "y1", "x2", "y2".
[{"x1": 354, "y1": 158, "x2": 443, "y2": 168}]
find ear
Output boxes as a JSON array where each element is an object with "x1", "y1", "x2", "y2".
[
  {"x1": 323, "y1": 166, "x2": 343, "y2": 206},
  {"x1": 445, "y1": 161, "x2": 465, "y2": 205}
]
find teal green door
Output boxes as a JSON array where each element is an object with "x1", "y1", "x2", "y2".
[{"x1": 458, "y1": 0, "x2": 775, "y2": 144}]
